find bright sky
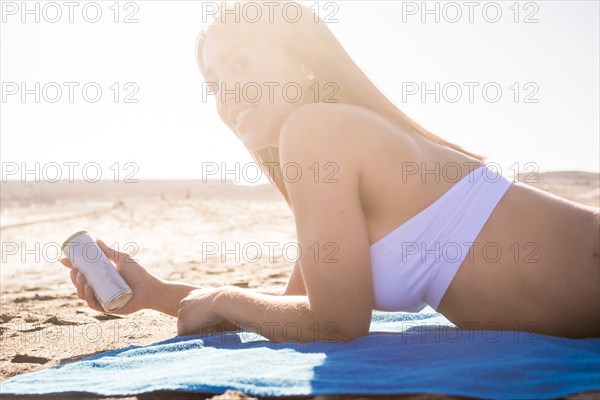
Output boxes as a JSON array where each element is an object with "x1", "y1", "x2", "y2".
[{"x1": 1, "y1": 1, "x2": 598, "y2": 182}]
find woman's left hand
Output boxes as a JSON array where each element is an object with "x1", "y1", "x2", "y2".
[{"x1": 177, "y1": 287, "x2": 224, "y2": 336}]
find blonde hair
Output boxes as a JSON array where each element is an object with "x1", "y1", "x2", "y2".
[{"x1": 196, "y1": 1, "x2": 485, "y2": 206}]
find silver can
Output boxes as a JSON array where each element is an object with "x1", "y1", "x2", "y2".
[{"x1": 61, "y1": 231, "x2": 133, "y2": 312}]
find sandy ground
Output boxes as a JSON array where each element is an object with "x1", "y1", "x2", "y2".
[{"x1": 1, "y1": 171, "x2": 598, "y2": 400}]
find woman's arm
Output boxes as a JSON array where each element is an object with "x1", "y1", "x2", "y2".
[
  {"x1": 151, "y1": 280, "x2": 287, "y2": 334},
  {"x1": 151, "y1": 260, "x2": 305, "y2": 317},
  {"x1": 208, "y1": 104, "x2": 378, "y2": 342},
  {"x1": 212, "y1": 285, "x2": 346, "y2": 343}
]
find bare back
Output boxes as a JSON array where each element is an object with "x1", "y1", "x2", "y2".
[{"x1": 357, "y1": 116, "x2": 600, "y2": 338}]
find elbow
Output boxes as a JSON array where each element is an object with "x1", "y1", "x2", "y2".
[
  {"x1": 336, "y1": 325, "x2": 370, "y2": 342},
  {"x1": 271, "y1": 304, "x2": 370, "y2": 344},
  {"x1": 303, "y1": 316, "x2": 370, "y2": 343},
  {"x1": 323, "y1": 309, "x2": 372, "y2": 342},
  {"x1": 305, "y1": 324, "x2": 369, "y2": 343},
  {"x1": 300, "y1": 306, "x2": 371, "y2": 343},
  {"x1": 276, "y1": 328, "x2": 367, "y2": 344},
  {"x1": 270, "y1": 319, "x2": 369, "y2": 344}
]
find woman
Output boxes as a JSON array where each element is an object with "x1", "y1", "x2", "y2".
[{"x1": 61, "y1": 1, "x2": 599, "y2": 341}]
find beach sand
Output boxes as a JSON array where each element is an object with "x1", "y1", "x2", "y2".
[{"x1": 1, "y1": 172, "x2": 598, "y2": 400}]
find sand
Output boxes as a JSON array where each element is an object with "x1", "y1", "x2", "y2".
[{"x1": 1, "y1": 172, "x2": 598, "y2": 400}]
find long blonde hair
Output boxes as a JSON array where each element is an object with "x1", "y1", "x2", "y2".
[{"x1": 196, "y1": 1, "x2": 485, "y2": 206}]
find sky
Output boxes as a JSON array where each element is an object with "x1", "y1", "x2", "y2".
[{"x1": 1, "y1": 0, "x2": 598, "y2": 182}]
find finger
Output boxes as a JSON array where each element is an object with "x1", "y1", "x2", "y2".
[
  {"x1": 180, "y1": 288, "x2": 202, "y2": 303},
  {"x1": 178, "y1": 294, "x2": 195, "y2": 310},
  {"x1": 179, "y1": 295, "x2": 192, "y2": 306},
  {"x1": 70, "y1": 268, "x2": 78, "y2": 287},
  {"x1": 59, "y1": 257, "x2": 73, "y2": 269},
  {"x1": 176, "y1": 315, "x2": 184, "y2": 336},
  {"x1": 84, "y1": 283, "x2": 104, "y2": 312},
  {"x1": 176, "y1": 306, "x2": 209, "y2": 336},
  {"x1": 97, "y1": 239, "x2": 131, "y2": 265},
  {"x1": 75, "y1": 272, "x2": 86, "y2": 299},
  {"x1": 177, "y1": 308, "x2": 189, "y2": 336}
]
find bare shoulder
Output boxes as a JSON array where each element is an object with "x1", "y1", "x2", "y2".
[
  {"x1": 279, "y1": 103, "x2": 397, "y2": 150},
  {"x1": 282, "y1": 102, "x2": 393, "y2": 125}
]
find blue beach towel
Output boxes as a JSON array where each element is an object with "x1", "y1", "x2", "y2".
[{"x1": 1, "y1": 310, "x2": 599, "y2": 398}]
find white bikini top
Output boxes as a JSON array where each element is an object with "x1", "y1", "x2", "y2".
[{"x1": 369, "y1": 164, "x2": 513, "y2": 312}]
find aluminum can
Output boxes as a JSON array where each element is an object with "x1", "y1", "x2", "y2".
[{"x1": 61, "y1": 231, "x2": 133, "y2": 312}]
